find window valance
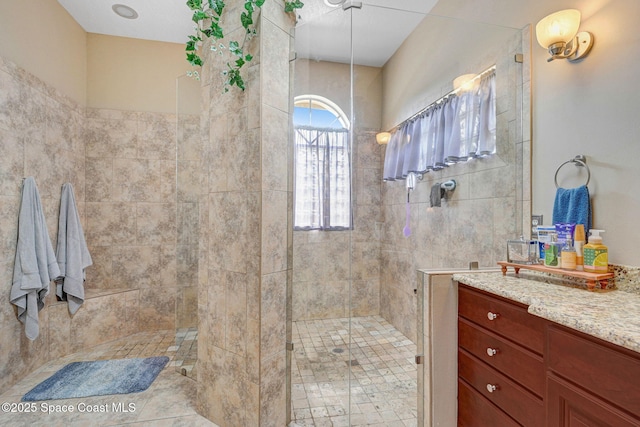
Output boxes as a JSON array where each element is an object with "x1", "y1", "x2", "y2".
[{"x1": 383, "y1": 69, "x2": 496, "y2": 181}]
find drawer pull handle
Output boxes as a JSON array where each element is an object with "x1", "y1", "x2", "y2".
[
  {"x1": 486, "y1": 384, "x2": 498, "y2": 393},
  {"x1": 486, "y1": 347, "x2": 498, "y2": 357},
  {"x1": 487, "y1": 311, "x2": 499, "y2": 321}
]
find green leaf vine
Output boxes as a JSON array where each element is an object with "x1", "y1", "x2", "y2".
[{"x1": 186, "y1": 0, "x2": 304, "y2": 92}]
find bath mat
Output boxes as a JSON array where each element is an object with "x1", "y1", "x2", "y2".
[{"x1": 22, "y1": 356, "x2": 169, "y2": 401}]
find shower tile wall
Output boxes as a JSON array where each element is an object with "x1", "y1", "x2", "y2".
[
  {"x1": 0, "y1": 56, "x2": 85, "y2": 391},
  {"x1": 0, "y1": 54, "x2": 181, "y2": 393},
  {"x1": 176, "y1": 113, "x2": 200, "y2": 329},
  {"x1": 197, "y1": 1, "x2": 294, "y2": 426},
  {"x1": 380, "y1": 30, "x2": 530, "y2": 342},
  {"x1": 84, "y1": 108, "x2": 178, "y2": 332}
]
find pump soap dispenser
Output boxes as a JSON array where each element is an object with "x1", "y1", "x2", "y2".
[{"x1": 583, "y1": 229, "x2": 608, "y2": 273}]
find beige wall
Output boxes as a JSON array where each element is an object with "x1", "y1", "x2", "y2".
[
  {"x1": 0, "y1": 0, "x2": 191, "y2": 113},
  {"x1": 87, "y1": 34, "x2": 186, "y2": 113},
  {"x1": 0, "y1": 0, "x2": 86, "y2": 105},
  {"x1": 295, "y1": 60, "x2": 383, "y2": 130},
  {"x1": 381, "y1": 14, "x2": 519, "y2": 131},
  {"x1": 532, "y1": 0, "x2": 639, "y2": 266}
]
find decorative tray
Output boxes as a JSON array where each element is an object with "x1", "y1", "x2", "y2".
[{"x1": 497, "y1": 261, "x2": 614, "y2": 291}]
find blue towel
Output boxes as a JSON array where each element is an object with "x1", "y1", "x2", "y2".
[{"x1": 552, "y1": 185, "x2": 592, "y2": 235}]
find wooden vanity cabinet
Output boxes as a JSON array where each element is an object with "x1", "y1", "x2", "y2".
[
  {"x1": 458, "y1": 285, "x2": 545, "y2": 426},
  {"x1": 458, "y1": 282, "x2": 640, "y2": 427},
  {"x1": 546, "y1": 324, "x2": 640, "y2": 427}
]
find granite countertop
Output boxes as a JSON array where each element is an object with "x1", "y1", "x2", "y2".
[{"x1": 452, "y1": 271, "x2": 640, "y2": 354}]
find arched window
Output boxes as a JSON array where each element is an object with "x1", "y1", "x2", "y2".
[{"x1": 293, "y1": 95, "x2": 352, "y2": 230}]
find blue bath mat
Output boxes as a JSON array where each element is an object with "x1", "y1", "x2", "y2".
[{"x1": 22, "y1": 356, "x2": 169, "y2": 401}]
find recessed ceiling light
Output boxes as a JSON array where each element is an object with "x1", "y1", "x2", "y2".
[
  {"x1": 112, "y1": 4, "x2": 139, "y2": 19},
  {"x1": 324, "y1": 0, "x2": 345, "y2": 7}
]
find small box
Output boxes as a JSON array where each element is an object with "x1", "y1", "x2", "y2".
[
  {"x1": 507, "y1": 237, "x2": 539, "y2": 264},
  {"x1": 536, "y1": 226, "x2": 557, "y2": 261}
]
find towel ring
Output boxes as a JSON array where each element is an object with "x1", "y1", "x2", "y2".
[{"x1": 554, "y1": 155, "x2": 591, "y2": 189}]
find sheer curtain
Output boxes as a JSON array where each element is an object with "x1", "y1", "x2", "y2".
[
  {"x1": 383, "y1": 69, "x2": 496, "y2": 181},
  {"x1": 294, "y1": 127, "x2": 351, "y2": 230},
  {"x1": 476, "y1": 72, "x2": 496, "y2": 156}
]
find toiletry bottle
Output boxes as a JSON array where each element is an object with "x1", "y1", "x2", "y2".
[
  {"x1": 537, "y1": 226, "x2": 556, "y2": 263},
  {"x1": 544, "y1": 232, "x2": 560, "y2": 268},
  {"x1": 561, "y1": 237, "x2": 577, "y2": 270},
  {"x1": 583, "y1": 230, "x2": 608, "y2": 273},
  {"x1": 573, "y1": 224, "x2": 586, "y2": 271}
]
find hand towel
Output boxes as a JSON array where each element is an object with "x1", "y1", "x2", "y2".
[
  {"x1": 552, "y1": 185, "x2": 592, "y2": 236},
  {"x1": 56, "y1": 183, "x2": 92, "y2": 315},
  {"x1": 430, "y1": 182, "x2": 444, "y2": 208},
  {"x1": 10, "y1": 177, "x2": 61, "y2": 340}
]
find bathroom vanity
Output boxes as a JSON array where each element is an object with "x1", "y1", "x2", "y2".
[
  {"x1": 455, "y1": 272, "x2": 640, "y2": 426},
  {"x1": 418, "y1": 268, "x2": 640, "y2": 426}
]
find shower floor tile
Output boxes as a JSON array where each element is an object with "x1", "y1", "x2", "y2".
[
  {"x1": 0, "y1": 330, "x2": 216, "y2": 427},
  {"x1": 291, "y1": 315, "x2": 418, "y2": 426},
  {"x1": 175, "y1": 326, "x2": 198, "y2": 378}
]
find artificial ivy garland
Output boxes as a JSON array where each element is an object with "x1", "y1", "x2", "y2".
[{"x1": 186, "y1": 0, "x2": 304, "y2": 92}]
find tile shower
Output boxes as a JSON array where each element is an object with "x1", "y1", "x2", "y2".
[{"x1": 0, "y1": 54, "x2": 180, "y2": 392}]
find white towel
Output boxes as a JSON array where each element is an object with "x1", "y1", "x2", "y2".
[
  {"x1": 56, "y1": 183, "x2": 92, "y2": 315},
  {"x1": 10, "y1": 177, "x2": 61, "y2": 340}
]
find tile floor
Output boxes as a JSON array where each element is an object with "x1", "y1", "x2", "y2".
[
  {"x1": 1, "y1": 317, "x2": 417, "y2": 427},
  {"x1": 290, "y1": 315, "x2": 418, "y2": 427},
  {"x1": 0, "y1": 330, "x2": 217, "y2": 427},
  {"x1": 174, "y1": 327, "x2": 198, "y2": 379}
]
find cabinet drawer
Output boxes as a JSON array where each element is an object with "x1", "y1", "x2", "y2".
[
  {"x1": 458, "y1": 378, "x2": 519, "y2": 427},
  {"x1": 459, "y1": 284, "x2": 545, "y2": 354},
  {"x1": 459, "y1": 348, "x2": 544, "y2": 427},
  {"x1": 548, "y1": 325, "x2": 640, "y2": 417},
  {"x1": 459, "y1": 317, "x2": 545, "y2": 397}
]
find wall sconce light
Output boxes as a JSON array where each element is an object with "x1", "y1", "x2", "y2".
[
  {"x1": 376, "y1": 132, "x2": 391, "y2": 145},
  {"x1": 536, "y1": 9, "x2": 593, "y2": 62},
  {"x1": 453, "y1": 74, "x2": 477, "y2": 92}
]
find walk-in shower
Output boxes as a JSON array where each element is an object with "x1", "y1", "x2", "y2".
[
  {"x1": 288, "y1": 1, "x2": 526, "y2": 426},
  {"x1": 289, "y1": 2, "x2": 424, "y2": 425},
  {"x1": 173, "y1": 1, "x2": 528, "y2": 424}
]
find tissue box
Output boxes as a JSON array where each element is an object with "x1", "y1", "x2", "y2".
[{"x1": 507, "y1": 238, "x2": 538, "y2": 264}]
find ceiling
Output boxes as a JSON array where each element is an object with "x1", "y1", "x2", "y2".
[
  {"x1": 56, "y1": 0, "x2": 604, "y2": 67},
  {"x1": 57, "y1": 0, "x2": 439, "y2": 66}
]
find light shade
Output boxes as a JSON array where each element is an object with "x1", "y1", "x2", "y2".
[
  {"x1": 376, "y1": 132, "x2": 391, "y2": 145},
  {"x1": 453, "y1": 74, "x2": 476, "y2": 92},
  {"x1": 536, "y1": 9, "x2": 581, "y2": 49},
  {"x1": 112, "y1": 4, "x2": 139, "y2": 19}
]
